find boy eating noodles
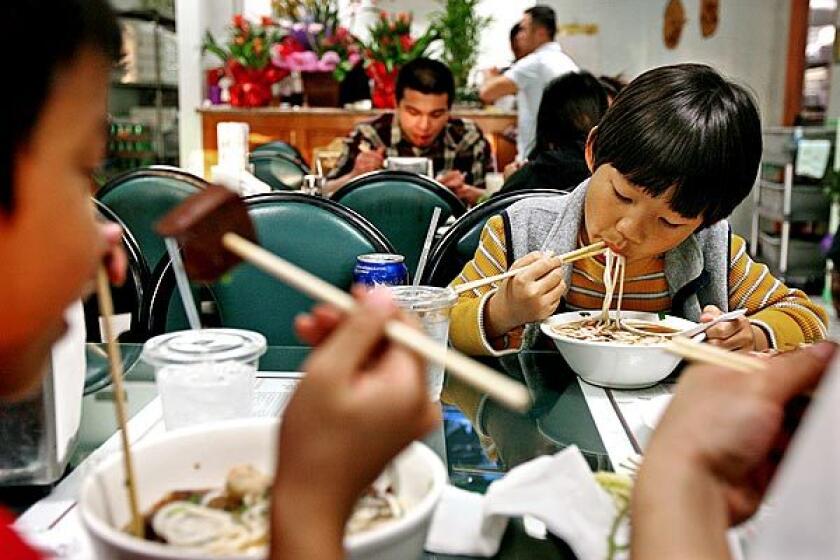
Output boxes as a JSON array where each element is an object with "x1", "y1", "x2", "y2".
[{"x1": 449, "y1": 64, "x2": 827, "y2": 360}]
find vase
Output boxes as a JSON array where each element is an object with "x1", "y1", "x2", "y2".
[
  {"x1": 302, "y1": 71, "x2": 341, "y2": 107},
  {"x1": 367, "y1": 63, "x2": 399, "y2": 109}
]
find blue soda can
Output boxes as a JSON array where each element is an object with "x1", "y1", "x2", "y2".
[{"x1": 353, "y1": 254, "x2": 409, "y2": 287}]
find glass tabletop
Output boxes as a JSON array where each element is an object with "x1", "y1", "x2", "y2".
[{"x1": 13, "y1": 344, "x2": 609, "y2": 559}]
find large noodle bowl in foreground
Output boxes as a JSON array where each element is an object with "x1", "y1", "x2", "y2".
[{"x1": 80, "y1": 419, "x2": 447, "y2": 560}]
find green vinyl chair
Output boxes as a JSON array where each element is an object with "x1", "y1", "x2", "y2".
[
  {"x1": 251, "y1": 140, "x2": 307, "y2": 165},
  {"x1": 83, "y1": 200, "x2": 150, "y2": 394},
  {"x1": 144, "y1": 192, "x2": 394, "y2": 346},
  {"x1": 250, "y1": 152, "x2": 310, "y2": 191},
  {"x1": 96, "y1": 166, "x2": 208, "y2": 272},
  {"x1": 420, "y1": 189, "x2": 565, "y2": 288},
  {"x1": 331, "y1": 170, "x2": 467, "y2": 279}
]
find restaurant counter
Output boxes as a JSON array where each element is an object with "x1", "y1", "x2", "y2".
[{"x1": 198, "y1": 106, "x2": 518, "y2": 177}]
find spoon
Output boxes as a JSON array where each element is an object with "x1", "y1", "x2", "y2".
[{"x1": 623, "y1": 309, "x2": 748, "y2": 339}]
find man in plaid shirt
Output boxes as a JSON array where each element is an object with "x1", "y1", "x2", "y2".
[{"x1": 325, "y1": 58, "x2": 493, "y2": 205}]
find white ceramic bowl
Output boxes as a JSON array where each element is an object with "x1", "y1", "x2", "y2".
[
  {"x1": 80, "y1": 418, "x2": 446, "y2": 560},
  {"x1": 540, "y1": 311, "x2": 699, "y2": 389}
]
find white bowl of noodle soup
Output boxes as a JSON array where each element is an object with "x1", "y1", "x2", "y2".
[
  {"x1": 80, "y1": 418, "x2": 446, "y2": 560},
  {"x1": 540, "y1": 310, "x2": 702, "y2": 389}
]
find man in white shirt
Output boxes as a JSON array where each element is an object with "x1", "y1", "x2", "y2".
[{"x1": 479, "y1": 5, "x2": 578, "y2": 159}]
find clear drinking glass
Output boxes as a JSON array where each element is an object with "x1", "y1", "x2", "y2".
[
  {"x1": 141, "y1": 329, "x2": 267, "y2": 430},
  {"x1": 388, "y1": 286, "x2": 458, "y2": 401}
]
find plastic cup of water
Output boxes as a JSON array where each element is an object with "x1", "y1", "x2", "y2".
[
  {"x1": 141, "y1": 329, "x2": 267, "y2": 430},
  {"x1": 388, "y1": 286, "x2": 458, "y2": 401}
]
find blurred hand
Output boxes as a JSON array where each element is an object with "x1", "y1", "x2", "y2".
[
  {"x1": 485, "y1": 251, "x2": 566, "y2": 336},
  {"x1": 635, "y1": 342, "x2": 835, "y2": 537},
  {"x1": 503, "y1": 160, "x2": 525, "y2": 180},
  {"x1": 351, "y1": 146, "x2": 385, "y2": 176},
  {"x1": 436, "y1": 170, "x2": 466, "y2": 190},
  {"x1": 701, "y1": 305, "x2": 766, "y2": 351},
  {"x1": 272, "y1": 288, "x2": 440, "y2": 557},
  {"x1": 453, "y1": 185, "x2": 484, "y2": 206}
]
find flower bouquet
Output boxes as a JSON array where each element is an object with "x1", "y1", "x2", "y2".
[
  {"x1": 203, "y1": 15, "x2": 288, "y2": 107},
  {"x1": 361, "y1": 11, "x2": 439, "y2": 108},
  {"x1": 271, "y1": 1, "x2": 365, "y2": 106}
]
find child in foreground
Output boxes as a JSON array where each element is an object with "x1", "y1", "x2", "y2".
[{"x1": 0, "y1": 3, "x2": 436, "y2": 559}]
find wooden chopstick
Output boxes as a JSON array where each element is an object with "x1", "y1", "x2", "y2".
[
  {"x1": 665, "y1": 337, "x2": 766, "y2": 373},
  {"x1": 453, "y1": 241, "x2": 608, "y2": 295},
  {"x1": 222, "y1": 233, "x2": 532, "y2": 412},
  {"x1": 96, "y1": 267, "x2": 144, "y2": 538}
]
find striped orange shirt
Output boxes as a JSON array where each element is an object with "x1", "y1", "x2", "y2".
[
  {"x1": 448, "y1": 215, "x2": 827, "y2": 356},
  {"x1": 564, "y1": 249, "x2": 671, "y2": 313}
]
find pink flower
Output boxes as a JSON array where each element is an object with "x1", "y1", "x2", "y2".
[
  {"x1": 289, "y1": 50, "x2": 319, "y2": 72},
  {"x1": 320, "y1": 50, "x2": 340, "y2": 66},
  {"x1": 348, "y1": 52, "x2": 361, "y2": 66}
]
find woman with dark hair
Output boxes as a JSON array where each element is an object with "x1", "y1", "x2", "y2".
[{"x1": 497, "y1": 71, "x2": 608, "y2": 195}]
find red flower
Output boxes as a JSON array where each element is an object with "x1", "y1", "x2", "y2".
[
  {"x1": 380, "y1": 10, "x2": 389, "y2": 21},
  {"x1": 399, "y1": 34, "x2": 414, "y2": 52},
  {"x1": 230, "y1": 80, "x2": 272, "y2": 107},
  {"x1": 261, "y1": 16, "x2": 274, "y2": 27},
  {"x1": 263, "y1": 66, "x2": 289, "y2": 84},
  {"x1": 225, "y1": 59, "x2": 248, "y2": 82},
  {"x1": 335, "y1": 26, "x2": 349, "y2": 40},
  {"x1": 397, "y1": 12, "x2": 410, "y2": 24},
  {"x1": 206, "y1": 66, "x2": 225, "y2": 86},
  {"x1": 280, "y1": 36, "x2": 305, "y2": 56},
  {"x1": 233, "y1": 14, "x2": 245, "y2": 28}
]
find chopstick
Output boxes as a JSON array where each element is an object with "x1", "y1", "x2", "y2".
[
  {"x1": 96, "y1": 267, "x2": 144, "y2": 538},
  {"x1": 221, "y1": 233, "x2": 532, "y2": 412},
  {"x1": 453, "y1": 241, "x2": 607, "y2": 295},
  {"x1": 664, "y1": 336, "x2": 766, "y2": 373}
]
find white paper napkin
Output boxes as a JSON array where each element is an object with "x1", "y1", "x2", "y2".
[{"x1": 425, "y1": 446, "x2": 624, "y2": 559}]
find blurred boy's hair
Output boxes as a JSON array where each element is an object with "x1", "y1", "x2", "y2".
[{"x1": 2, "y1": 0, "x2": 122, "y2": 212}]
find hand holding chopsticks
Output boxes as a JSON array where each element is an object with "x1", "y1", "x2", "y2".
[{"x1": 454, "y1": 241, "x2": 607, "y2": 294}]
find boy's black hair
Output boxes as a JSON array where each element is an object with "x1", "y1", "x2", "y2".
[
  {"x1": 525, "y1": 5, "x2": 557, "y2": 39},
  {"x1": 590, "y1": 63, "x2": 762, "y2": 227},
  {"x1": 531, "y1": 71, "x2": 608, "y2": 159},
  {"x1": 396, "y1": 58, "x2": 455, "y2": 108},
  {"x1": 2, "y1": 0, "x2": 122, "y2": 213}
]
